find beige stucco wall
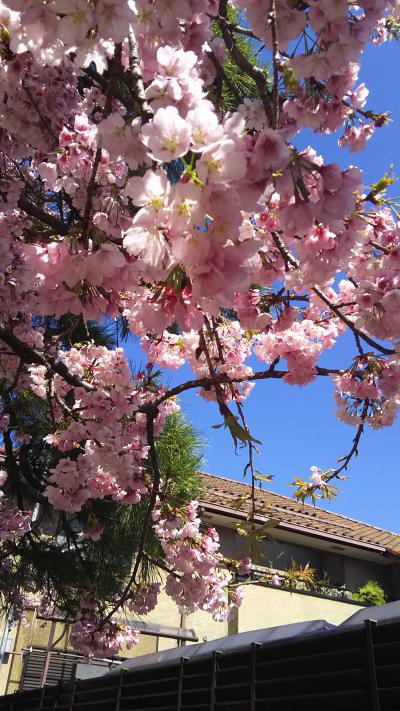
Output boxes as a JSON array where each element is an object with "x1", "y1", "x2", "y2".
[
  {"x1": 0, "y1": 621, "x2": 16, "y2": 696},
  {"x1": 119, "y1": 575, "x2": 181, "y2": 656},
  {"x1": 0, "y1": 584, "x2": 363, "y2": 697},
  {"x1": 186, "y1": 608, "x2": 229, "y2": 645},
  {"x1": 238, "y1": 584, "x2": 363, "y2": 632}
]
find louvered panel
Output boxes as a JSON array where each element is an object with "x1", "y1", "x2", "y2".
[
  {"x1": 255, "y1": 688, "x2": 370, "y2": 711},
  {"x1": 20, "y1": 649, "x2": 47, "y2": 691},
  {"x1": 45, "y1": 653, "x2": 76, "y2": 687},
  {"x1": 19, "y1": 648, "x2": 76, "y2": 692}
]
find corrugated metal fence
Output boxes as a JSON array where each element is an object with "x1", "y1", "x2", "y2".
[{"x1": 0, "y1": 618, "x2": 399, "y2": 711}]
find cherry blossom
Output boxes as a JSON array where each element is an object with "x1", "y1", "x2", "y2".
[
  {"x1": 0, "y1": 0, "x2": 399, "y2": 659},
  {"x1": 140, "y1": 106, "x2": 191, "y2": 162}
]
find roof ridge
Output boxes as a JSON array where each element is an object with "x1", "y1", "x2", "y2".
[{"x1": 199, "y1": 472, "x2": 400, "y2": 539}]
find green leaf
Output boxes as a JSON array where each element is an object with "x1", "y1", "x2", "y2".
[
  {"x1": 231, "y1": 494, "x2": 251, "y2": 510},
  {"x1": 256, "y1": 519, "x2": 280, "y2": 535},
  {"x1": 211, "y1": 415, "x2": 261, "y2": 450},
  {"x1": 254, "y1": 473, "x2": 274, "y2": 483},
  {"x1": 236, "y1": 525, "x2": 249, "y2": 537}
]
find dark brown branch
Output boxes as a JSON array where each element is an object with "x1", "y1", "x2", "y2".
[
  {"x1": 81, "y1": 148, "x2": 102, "y2": 239},
  {"x1": 101, "y1": 408, "x2": 162, "y2": 624},
  {"x1": 199, "y1": 322, "x2": 234, "y2": 422},
  {"x1": 354, "y1": 331, "x2": 364, "y2": 356},
  {"x1": 81, "y1": 43, "x2": 123, "y2": 241},
  {"x1": 227, "y1": 23, "x2": 261, "y2": 40},
  {"x1": 142, "y1": 553, "x2": 181, "y2": 580},
  {"x1": 142, "y1": 364, "x2": 341, "y2": 412},
  {"x1": 18, "y1": 196, "x2": 70, "y2": 235},
  {"x1": 369, "y1": 240, "x2": 391, "y2": 255},
  {"x1": 271, "y1": 231, "x2": 298, "y2": 269},
  {"x1": 81, "y1": 64, "x2": 107, "y2": 92},
  {"x1": 0, "y1": 324, "x2": 95, "y2": 391},
  {"x1": 326, "y1": 400, "x2": 369, "y2": 482}
]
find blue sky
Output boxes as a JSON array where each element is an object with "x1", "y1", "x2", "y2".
[{"x1": 126, "y1": 38, "x2": 400, "y2": 533}]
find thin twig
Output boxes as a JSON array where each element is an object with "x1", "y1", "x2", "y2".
[
  {"x1": 326, "y1": 400, "x2": 369, "y2": 482},
  {"x1": 0, "y1": 324, "x2": 95, "y2": 392},
  {"x1": 313, "y1": 285, "x2": 394, "y2": 356},
  {"x1": 199, "y1": 321, "x2": 235, "y2": 423},
  {"x1": 142, "y1": 553, "x2": 181, "y2": 580},
  {"x1": 81, "y1": 43, "x2": 123, "y2": 242},
  {"x1": 270, "y1": 231, "x2": 394, "y2": 356},
  {"x1": 205, "y1": 47, "x2": 243, "y2": 104}
]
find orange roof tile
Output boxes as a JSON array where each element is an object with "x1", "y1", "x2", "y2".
[{"x1": 199, "y1": 473, "x2": 400, "y2": 555}]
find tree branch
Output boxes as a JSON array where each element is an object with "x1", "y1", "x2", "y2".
[
  {"x1": 0, "y1": 324, "x2": 95, "y2": 392},
  {"x1": 127, "y1": 27, "x2": 153, "y2": 121},
  {"x1": 142, "y1": 364, "x2": 342, "y2": 411},
  {"x1": 326, "y1": 399, "x2": 369, "y2": 482},
  {"x1": 100, "y1": 408, "x2": 162, "y2": 624},
  {"x1": 18, "y1": 196, "x2": 70, "y2": 235},
  {"x1": 312, "y1": 285, "x2": 394, "y2": 356},
  {"x1": 81, "y1": 43, "x2": 123, "y2": 241}
]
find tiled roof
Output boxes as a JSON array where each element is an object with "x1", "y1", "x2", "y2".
[{"x1": 199, "y1": 473, "x2": 400, "y2": 556}]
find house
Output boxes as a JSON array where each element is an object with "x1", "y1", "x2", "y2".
[{"x1": 1, "y1": 472, "x2": 399, "y2": 696}]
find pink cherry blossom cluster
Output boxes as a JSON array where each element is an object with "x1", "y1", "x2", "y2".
[
  {"x1": 134, "y1": 0, "x2": 218, "y2": 80},
  {"x1": 142, "y1": 320, "x2": 254, "y2": 402},
  {"x1": 348, "y1": 208, "x2": 400, "y2": 341},
  {"x1": 254, "y1": 314, "x2": 337, "y2": 386},
  {"x1": 0, "y1": 49, "x2": 77, "y2": 154},
  {"x1": 0, "y1": 504, "x2": 31, "y2": 541},
  {"x1": 1, "y1": 0, "x2": 135, "y2": 67},
  {"x1": 333, "y1": 352, "x2": 400, "y2": 429},
  {"x1": 154, "y1": 501, "x2": 243, "y2": 621},
  {"x1": 0, "y1": 471, "x2": 31, "y2": 541},
  {"x1": 69, "y1": 613, "x2": 139, "y2": 660},
  {"x1": 27, "y1": 345, "x2": 179, "y2": 512},
  {"x1": 232, "y1": 0, "x2": 397, "y2": 144},
  {"x1": 127, "y1": 582, "x2": 161, "y2": 614}
]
